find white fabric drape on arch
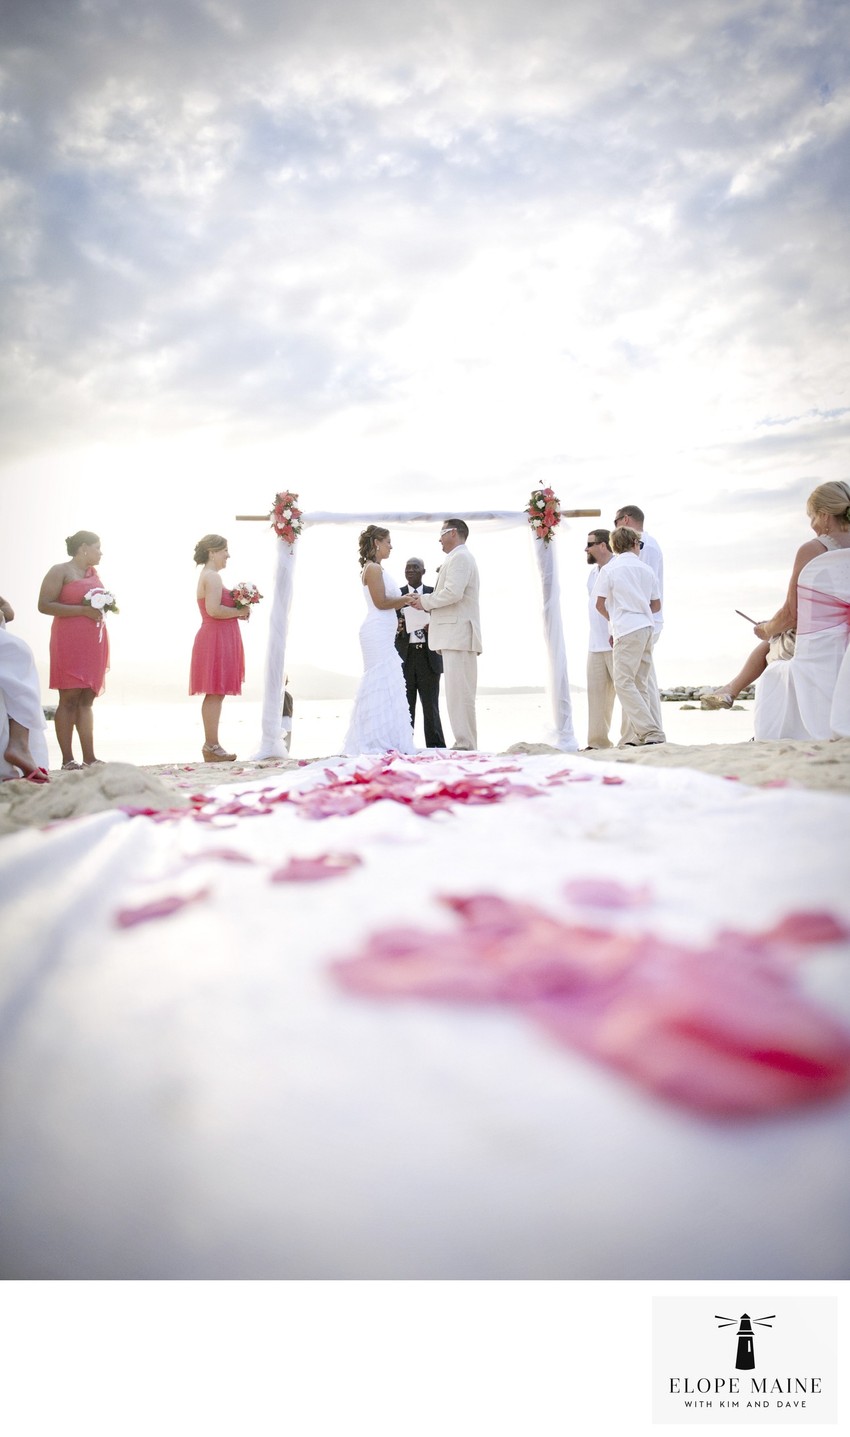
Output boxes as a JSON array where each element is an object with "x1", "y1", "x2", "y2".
[{"x1": 253, "y1": 510, "x2": 577, "y2": 757}]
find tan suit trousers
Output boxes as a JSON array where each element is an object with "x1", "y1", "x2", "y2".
[
  {"x1": 612, "y1": 627, "x2": 666, "y2": 745},
  {"x1": 442, "y1": 649, "x2": 478, "y2": 749},
  {"x1": 586, "y1": 649, "x2": 616, "y2": 748}
]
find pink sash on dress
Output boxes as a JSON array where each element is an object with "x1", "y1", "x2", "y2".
[{"x1": 797, "y1": 586, "x2": 850, "y2": 636}]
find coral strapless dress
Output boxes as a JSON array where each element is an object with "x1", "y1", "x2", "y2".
[
  {"x1": 49, "y1": 569, "x2": 111, "y2": 695},
  {"x1": 190, "y1": 589, "x2": 245, "y2": 695}
]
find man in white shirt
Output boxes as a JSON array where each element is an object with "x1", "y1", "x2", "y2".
[
  {"x1": 594, "y1": 527, "x2": 665, "y2": 746},
  {"x1": 585, "y1": 529, "x2": 617, "y2": 748},
  {"x1": 613, "y1": 503, "x2": 664, "y2": 732}
]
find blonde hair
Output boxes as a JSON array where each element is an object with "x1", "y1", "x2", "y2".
[
  {"x1": 806, "y1": 481, "x2": 850, "y2": 528},
  {"x1": 612, "y1": 526, "x2": 640, "y2": 554}
]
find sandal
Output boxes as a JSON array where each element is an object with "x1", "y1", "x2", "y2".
[
  {"x1": 700, "y1": 690, "x2": 734, "y2": 710},
  {"x1": 202, "y1": 743, "x2": 236, "y2": 763},
  {"x1": 25, "y1": 768, "x2": 50, "y2": 784},
  {"x1": 61, "y1": 759, "x2": 84, "y2": 770}
]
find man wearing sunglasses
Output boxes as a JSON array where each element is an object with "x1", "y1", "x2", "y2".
[{"x1": 409, "y1": 520, "x2": 481, "y2": 749}]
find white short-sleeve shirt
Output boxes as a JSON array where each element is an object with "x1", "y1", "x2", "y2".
[
  {"x1": 593, "y1": 552, "x2": 660, "y2": 639},
  {"x1": 587, "y1": 568, "x2": 613, "y2": 652},
  {"x1": 639, "y1": 531, "x2": 664, "y2": 636}
]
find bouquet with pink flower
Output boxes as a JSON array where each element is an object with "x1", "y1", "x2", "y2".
[
  {"x1": 526, "y1": 487, "x2": 561, "y2": 543},
  {"x1": 270, "y1": 490, "x2": 303, "y2": 544},
  {"x1": 231, "y1": 581, "x2": 263, "y2": 610}
]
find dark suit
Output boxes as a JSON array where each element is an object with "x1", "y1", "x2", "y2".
[{"x1": 395, "y1": 585, "x2": 446, "y2": 747}]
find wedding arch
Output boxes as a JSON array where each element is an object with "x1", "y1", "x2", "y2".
[{"x1": 236, "y1": 493, "x2": 601, "y2": 757}]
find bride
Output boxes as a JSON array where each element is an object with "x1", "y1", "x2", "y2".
[{"x1": 343, "y1": 526, "x2": 417, "y2": 755}]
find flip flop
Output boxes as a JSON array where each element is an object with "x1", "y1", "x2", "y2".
[
  {"x1": 61, "y1": 760, "x2": 83, "y2": 770},
  {"x1": 24, "y1": 768, "x2": 50, "y2": 784}
]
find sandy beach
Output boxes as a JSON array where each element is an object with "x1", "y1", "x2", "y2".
[{"x1": 2, "y1": 735, "x2": 850, "y2": 835}]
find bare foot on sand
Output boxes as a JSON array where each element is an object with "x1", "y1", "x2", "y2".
[{"x1": 3, "y1": 718, "x2": 49, "y2": 780}]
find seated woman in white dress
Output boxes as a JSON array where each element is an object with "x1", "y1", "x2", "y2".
[
  {"x1": 753, "y1": 482, "x2": 850, "y2": 741},
  {"x1": 0, "y1": 593, "x2": 51, "y2": 780}
]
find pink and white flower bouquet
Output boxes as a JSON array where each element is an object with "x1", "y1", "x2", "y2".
[{"x1": 231, "y1": 581, "x2": 263, "y2": 610}]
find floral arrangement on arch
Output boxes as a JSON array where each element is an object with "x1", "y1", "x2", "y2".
[
  {"x1": 231, "y1": 581, "x2": 263, "y2": 610},
  {"x1": 270, "y1": 491, "x2": 303, "y2": 544},
  {"x1": 526, "y1": 487, "x2": 561, "y2": 543}
]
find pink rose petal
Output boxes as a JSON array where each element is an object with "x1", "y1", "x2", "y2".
[
  {"x1": 563, "y1": 878, "x2": 651, "y2": 910},
  {"x1": 270, "y1": 853, "x2": 363, "y2": 882},
  {"x1": 330, "y1": 893, "x2": 850, "y2": 1116},
  {"x1": 114, "y1": 888, "x2": 210, "y2": 928}
]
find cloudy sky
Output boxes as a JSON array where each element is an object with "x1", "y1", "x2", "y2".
[{"x1": 2, "y1": 0, "x2": 848, "y2": 697}]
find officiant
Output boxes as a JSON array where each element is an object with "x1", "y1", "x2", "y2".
[{"x1": 395, "y1": 557, "x2": 446, "y2": 748}]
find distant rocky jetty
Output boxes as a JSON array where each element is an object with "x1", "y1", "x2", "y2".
[{"x1": 660, "y1": 686, "x2": 754, "y2": 707}]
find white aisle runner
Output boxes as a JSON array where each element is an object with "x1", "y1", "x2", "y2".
[{"x1": 0, "y1": 752, "x2": 848, "y2": 1278}]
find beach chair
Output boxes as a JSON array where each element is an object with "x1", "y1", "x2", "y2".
[{"x1": 754, "y1": 549, "x2": 850, "y2": 741}]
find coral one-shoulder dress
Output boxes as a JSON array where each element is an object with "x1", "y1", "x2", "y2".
[
  {"x1": 49, "y1": 569, "x2": 111, "y2": 695},
  {"x1": 190, "y1": 588, "x2": 245, "y2": 695}
]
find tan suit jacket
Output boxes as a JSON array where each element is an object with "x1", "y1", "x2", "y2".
[{"x1": 420, "y1": 544, "x2": 482, "y2": 654}]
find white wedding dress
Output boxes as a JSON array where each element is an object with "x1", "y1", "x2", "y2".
[
  {"x1": 754, "y1": 542, "x2": 850, "y2": 740},
  {"x1": 0, "y1": 626, "x2": 51, "y2": 776},
  {"x1": 343, "y1": 572, "x2": 416, "y2": 756}
]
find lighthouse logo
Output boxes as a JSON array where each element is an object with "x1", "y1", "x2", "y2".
[
  {"x1": 714, "y1": 1312, "x2": 774, "y2": 1370},
  {"x1": 652, "y1": 1295, "x2": 838, "y2": 1424}
]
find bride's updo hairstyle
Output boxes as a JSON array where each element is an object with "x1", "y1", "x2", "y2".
[
  {"x1": 358, "y1": 525, "x2": 389, "y2": 567},
  {"x1": 806, "y1": 481, "x2": 850, "y2": 528},
  {"x1": 194, "y1": 534, "x2": 228, "y2": 565}
]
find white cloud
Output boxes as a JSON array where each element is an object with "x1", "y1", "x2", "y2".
[{"x1": 1, "y1": 0, "x2": 848, "y2": 701}]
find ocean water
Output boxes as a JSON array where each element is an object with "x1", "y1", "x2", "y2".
[{"x1": 40, "y1": 691, "x2": 758, "y2": 769}]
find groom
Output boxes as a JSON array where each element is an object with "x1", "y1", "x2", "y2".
[{"x1": 410, "y1": 519, "x2": 481, "y2": 750}]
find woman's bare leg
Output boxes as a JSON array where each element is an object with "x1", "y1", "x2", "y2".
[
  {"x1": 75, "y1": 689, "x2": 98, "y2": 764},
  {"x1": 55, "y1": 689, "x2": 82, "y2": 765},
  {"x1": 702, "y1": 642, "x2": 771, "y2": 708},
  {"x1": 201, "y1": 694, "x2": 224, "y2": 747},
  {"x1": 721, "y1": 641, "x2": 771, "y2": 698},
  {"x1": 4, "y1": 717, "x2": 39, "y2": 776}
]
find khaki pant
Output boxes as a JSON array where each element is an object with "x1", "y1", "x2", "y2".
[
  {"x1": 613, "y1": 627, "x2": 665, "y2": 744},
  {"x1": 586, "y1": 649, "x2": 615, "y2": 748},
  {"x1": 646, "y1": 632, "x2": 664, "y2": 734},
  {"x1": 442, "y1": 649, "x2": 478, "y2": 749}
]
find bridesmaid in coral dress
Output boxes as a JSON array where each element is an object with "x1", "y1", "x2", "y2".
[
  {"x1": 38, "y1": 530, "x2": 112, "y2": 769},
  {"x1": 190, "y1": 534, "x2": 247, "y2": 762}
]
